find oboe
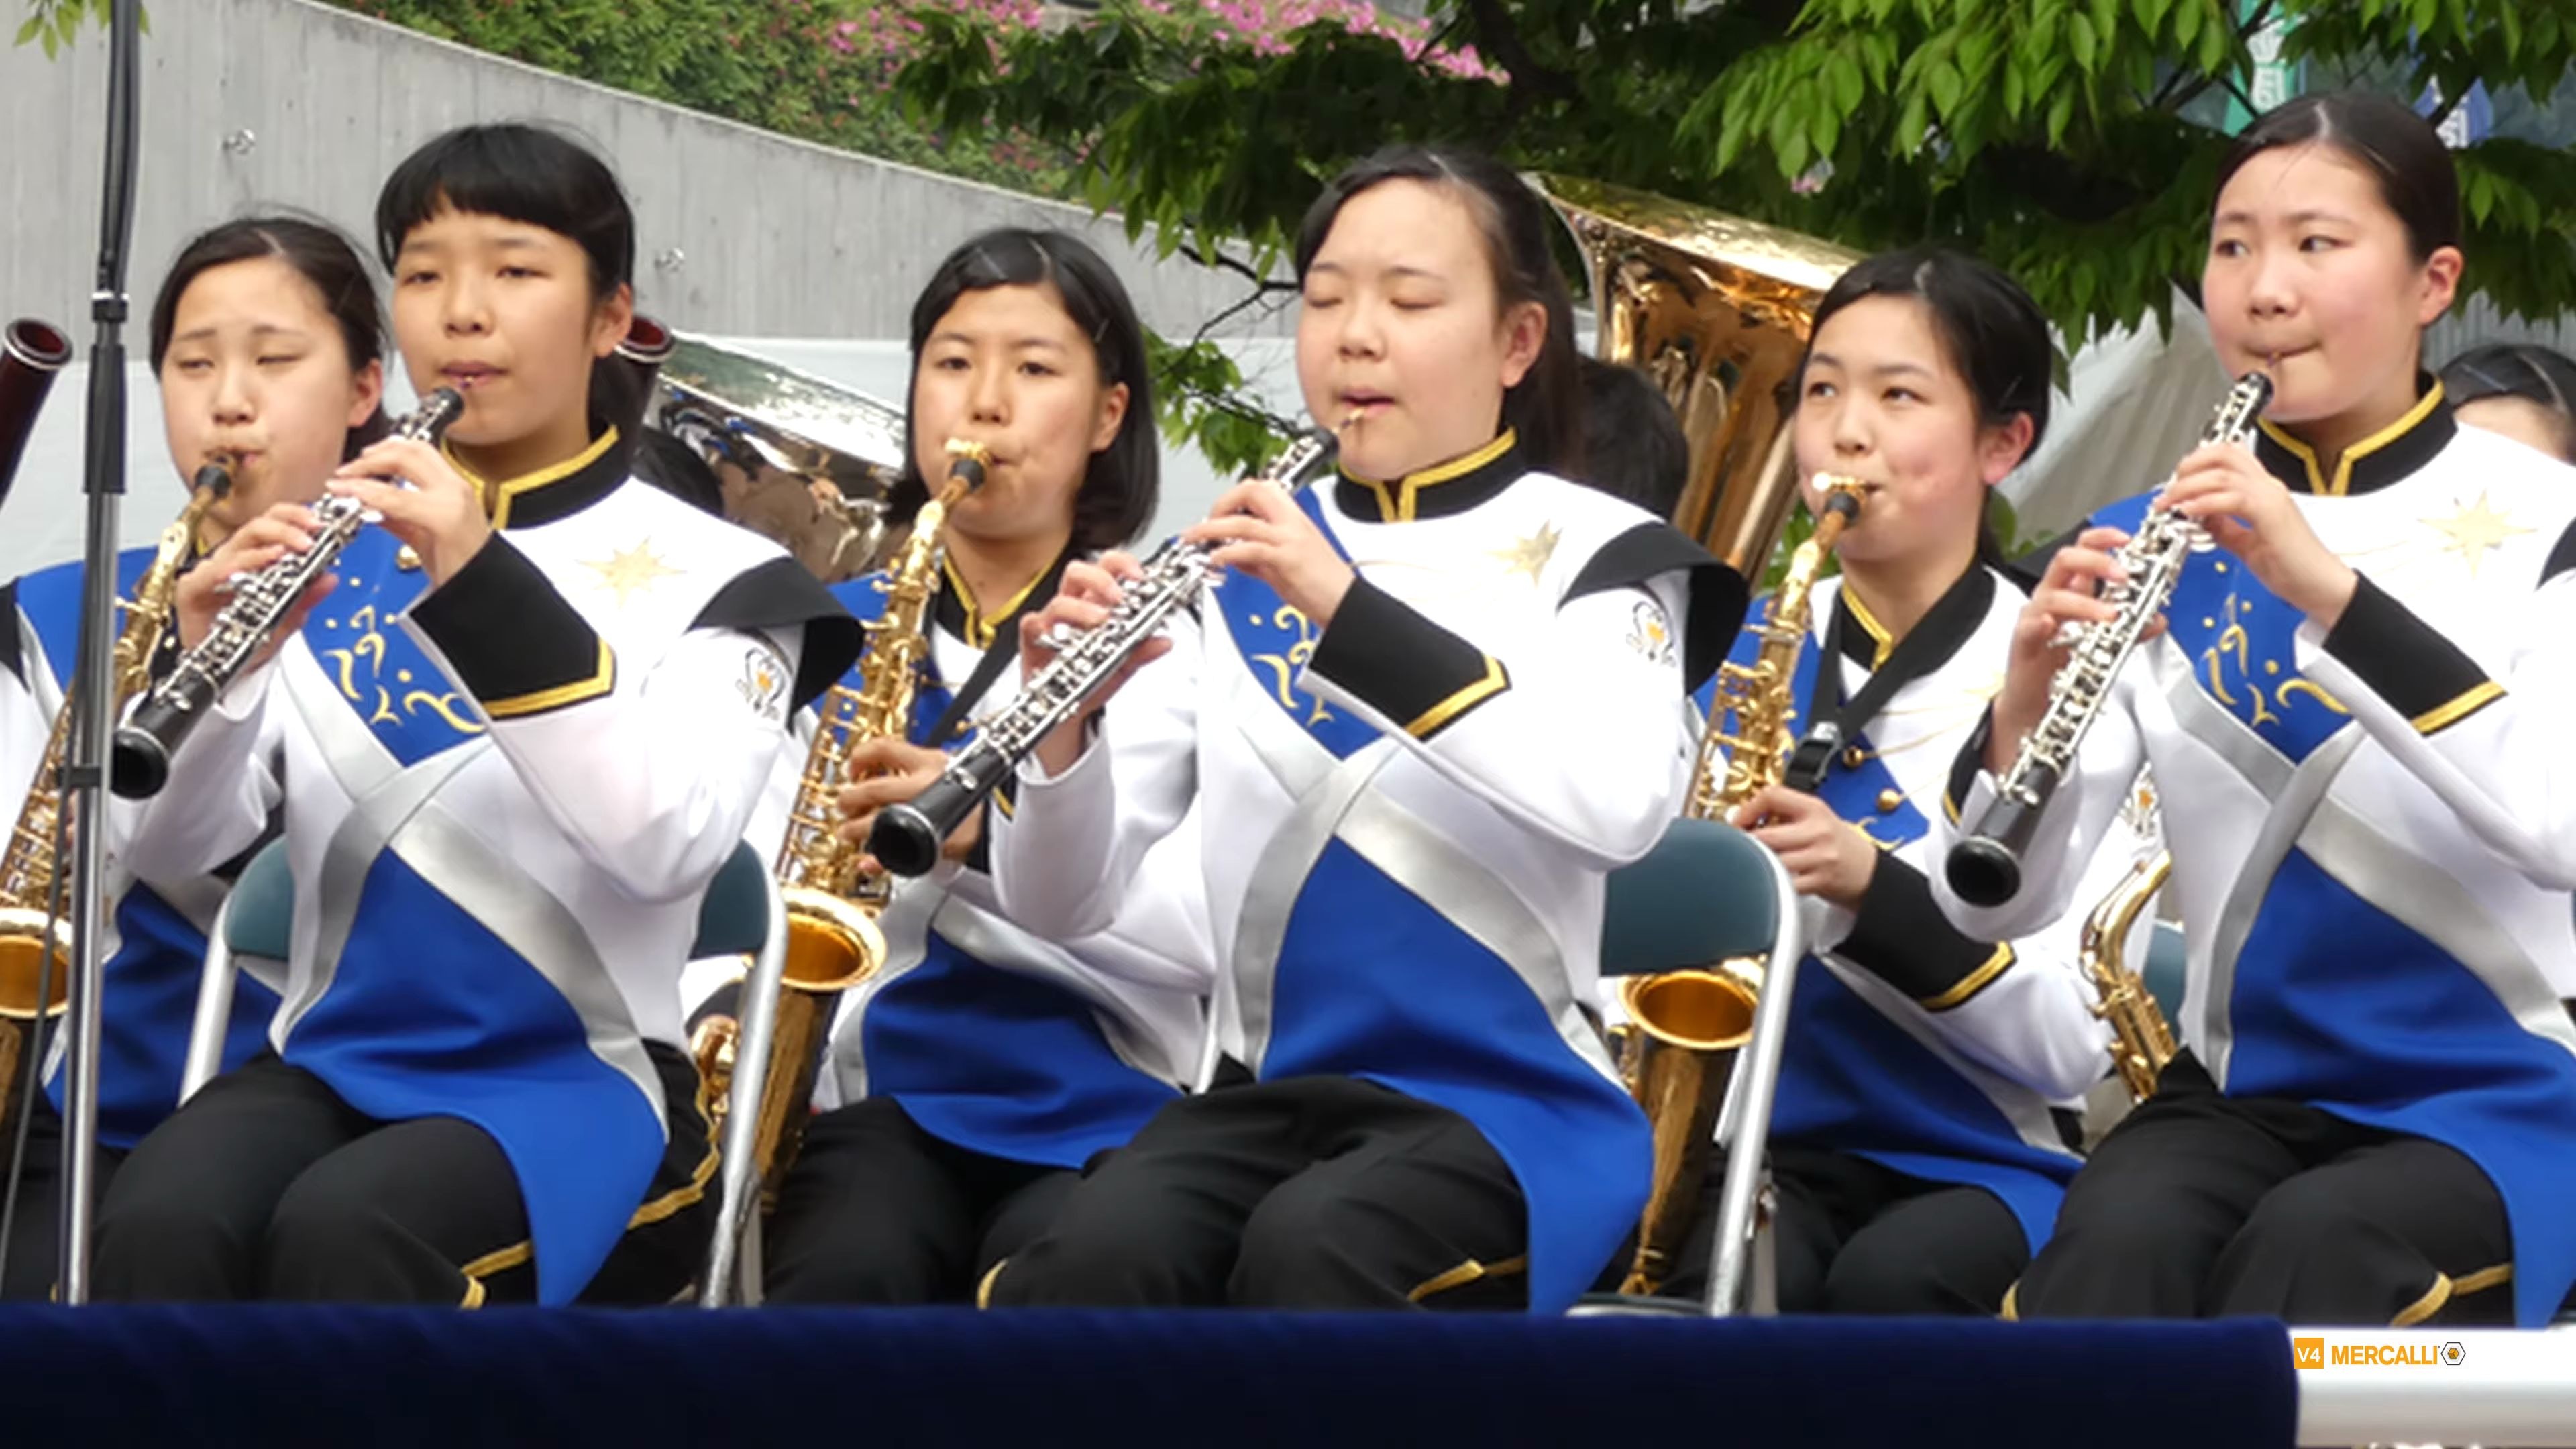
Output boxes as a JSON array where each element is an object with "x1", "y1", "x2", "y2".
[
  {"x1": 867, "y1": 423, "x2": 1346, "y2": 877},
  {"x1": 111, "y1": 388, "x2": 464, "y2": 798},
  {"x1": 1943, "y1": 371, "x2": 2272, "y2": 908}
]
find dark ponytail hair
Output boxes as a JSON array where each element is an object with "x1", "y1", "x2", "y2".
[
  {"x1": 149, "y1": 215, "x2": 390, "y2": 460},
  {"x1": 1802, "y1": 246, "x2": 2053, "y2": 570},
  {"x1": 2215, "y1": 92, "x2": 2461, "y2": 264},
  {"x1": 2441, "y1": 341, "x2": 2576, "y2": 462},
  {"x1": 375, "y1": 123, "x2": 637, "y2": 441},
  {"x1": 891, "y1": 228, "x2": 1159, "y2": 553},
  {"x1": 1293, "y1": 145, "x2": 1584, "y2": 479}
]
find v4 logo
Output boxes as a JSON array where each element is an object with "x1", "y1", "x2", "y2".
[{"x1": 2292, "y1": 1337, "x2": 2325, "y2": 1369}]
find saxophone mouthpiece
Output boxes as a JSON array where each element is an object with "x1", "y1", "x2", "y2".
[
  {"x1": 193, "y1": 458, "x2": 235, "y2": 501},
  {"x1": 943, "y1": 438, "x2": 992, "y2": 492}
]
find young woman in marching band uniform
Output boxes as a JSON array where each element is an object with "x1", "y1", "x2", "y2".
[
  {"x1": 981, "y1": 146, "x2": 1745, "y2": 1313},
  {"x1": 1940, "y1": 92, "x2": 2576, "y2": 1328},
  {"x1": 0, "y1": 218, "x2": 388, "y2": 1299},
  {"x1": 1654, "y1": 249, "x2": 2133, "y2": 1316},
  {"x1": 91, "y1": 123, "x2": 858, "y2": 1306},
  {"x1": 756, "y1": 227, "x2": 1214, "y2": 1305}
]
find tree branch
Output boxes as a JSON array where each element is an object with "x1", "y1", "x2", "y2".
[
  {"x1": 1177, "y1": 239, "x2": 1297, "y2": 296},
  {"x1": 1189, "y1": 277, "x2": 1294, "y2": 350},
  {"x1": 1461, "y1": 0, "x2": 1574, "y2": 103}
]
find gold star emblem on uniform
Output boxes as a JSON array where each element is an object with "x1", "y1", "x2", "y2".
[
  {"x1": 1494, "y1": 523, "x2": 1561, "y2": 584},
  {"x1": 2423, "y1": 490, "x2": 2534, "y2": 575},
  {"x1": 584, "y1": 540, "x2": 683, "y2": 607}
]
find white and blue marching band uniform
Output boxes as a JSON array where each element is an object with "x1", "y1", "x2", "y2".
[
  {"x1": 118, "y1": 430, "x2": 859, "y2": 1303},
  {"x1": 804, "y1": 559, "x2": 1208, "y2": 1165},
  {"x1": 991, "y1": 432, "x2": 1744, "y2": 1312},
  {"x1": 1938, "y1": 389, "x2": 2576, "y2": 1326},
  {"x1": 1, "y1": 555, "x2": 279, "y2": 1146},
  {"x1": 1700, "y1": 565, "x2": 2131, "y2": 1285}
]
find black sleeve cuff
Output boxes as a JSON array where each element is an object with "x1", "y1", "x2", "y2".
[
  {"x1": 1944, "y1": 705, "x2": 1996, "y2": 826},
  {"x1": 1840, "y1": 854, "x2": 2015, "y2": 1010},
  {"x1": 2320, "y1": 572, "x2": 2502, "y2": 735},
  {"x1": 410, "y1": 536, "x2": 614, "y2": 720},
  {"x1": 1308, "y1": 576, "x2": 1509, "y2": 741}
]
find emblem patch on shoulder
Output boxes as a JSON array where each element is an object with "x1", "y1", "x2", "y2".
[
  {"x1": 1626, "y1": 599, "x2": 1675, "y2": 666},
  {"x1": 739, "y1": 643, "x2": 790, "y2": 724}
]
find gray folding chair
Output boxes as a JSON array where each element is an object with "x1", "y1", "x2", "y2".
[
  {"x1": 694, "y1": 842, "x2": 789, "y2": 1307},
  {"x1": 1582, "y1": 815, "x2": 1807, "y2": 1318},
  {"x1": 178, "y1": 839, "x2": 294, "y2": 1103}
]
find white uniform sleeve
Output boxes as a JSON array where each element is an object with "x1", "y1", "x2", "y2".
[
  {"x1": 2297, "y1": 566, "x2": 2576, "y2": 890},
  {"x1": 989, "y1": 610, "x2": 1203, "y2": 943},
  {"x1": 402, "y1": 535, "x2": 796, "y2": 906},
  {"x1": 1298, "y1": 572, "x2": 1695, "y2": 869},
  {"x1": 114, "y1": 653, "x2": 287, "y2": 885},
  {"x1": 1930, "y1": 669, "x2": 2149, "y2": 946}
]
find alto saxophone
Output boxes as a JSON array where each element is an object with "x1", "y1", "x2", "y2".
[
  {"x1": 692, "y1": 439, "x2": 989, "y2": 1203},
  {"x1": 1, "y1": 466, "x2": 229, "y2": 1138},
  {"x1": 1945, "y1": 372, "x2": 2273, "y2": 907},
  {"x1": 1617, "y1": 476, "x2": 1864, "y2": 1297},
  {"x1": 2077, "y1": 774, "x2": 2177, "y2": 1102}
]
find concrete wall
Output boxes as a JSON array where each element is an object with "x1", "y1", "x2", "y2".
[{"x1": 0, "y1": 0, "x2": 1289, "y2": 344}]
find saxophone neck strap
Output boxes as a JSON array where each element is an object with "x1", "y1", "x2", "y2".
[
  {"x1": 924, "y1": 548, "x2": 1074, "y2": 748},
  {"x1": 1786, "y1": 566, "x2": 1994, "y2": 793}
]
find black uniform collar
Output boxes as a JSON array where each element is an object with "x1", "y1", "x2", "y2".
[
  {"x1": 1827, "y1": 565, "x2": 1994, "y2": 678},
  {"x1": 443, "y1": 425, "x2": 632, "y2": 531},
  {"x1": 933, "y1": 545, "x2": 1074, "y2": 650},
  {"x1": 1334, "y1": 429, "x2": 1523, "y2": 523},
  {"x1": 2252, "y1": 378, "x2": 2454, "y2": 498}
]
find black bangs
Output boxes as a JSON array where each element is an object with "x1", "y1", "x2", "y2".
[{"x1": 374, "y1": 123, "x2": 635, "y2": 298}]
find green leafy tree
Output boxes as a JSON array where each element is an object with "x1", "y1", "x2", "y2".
[{"x1": 900, "y1": 0, "x2": 2576, "y2": 472}]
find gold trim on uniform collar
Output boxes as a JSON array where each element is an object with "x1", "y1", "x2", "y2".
[
  {"x1": 445, "y1": 427, "x2": 623, "y2": 529},
  {"x1": 940, "y1": 553, "x2": 1051, "y2": 649},
  {"x1": 1840, "y1": 586, "x2": 1895, "y2": 667},
  {"x1": 2256, "y1": 384, "x2": 2445, "y2": 498},
  {"x1": 1342, "y1": 429, "x2": 1518, "y2": 523}
]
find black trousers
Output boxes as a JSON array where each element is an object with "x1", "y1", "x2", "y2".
[
  {"x1": 0, "y1": 1093, "x2": 127, "y2": 1301},
  {"x1": 2016, "y1": 1053, "x2": 2514, "y2": 1325},
  {"x1": 763, "y1": 1097, "x2": 1075, "y2": 1305},
  {"x1": 987, "y1": 1073, "x2": 1529, "y2": 1310},
  {"x1": 1647, "y1": 1144, "x2": 2027, "y2": 1315},
  {"x1": 92, "y1": 1043, "x2": 714, "y2": 1305}
]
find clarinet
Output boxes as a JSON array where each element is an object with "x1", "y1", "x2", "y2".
[
  {"x1": 1943, "y1": 370, "x2": 2272, "y2": 908},
  {"x1": 867, "y1": 425, "x2": 1344, "y2": 877},
  {"x1": 111, "y1": 388, "x2": 464, "y2": 799}
]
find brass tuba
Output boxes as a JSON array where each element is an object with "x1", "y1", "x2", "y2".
[
  {"x1": 1532, "y1": 174, "x2": 1861, "y2": 1299},
  {"x1": 1529, "y1": 175, "x2": 1861, "y2": 577},
  {"x1": 1614, "y1": 478, "x2": 1864, "y2": 1297},
  {"x1": 692, "y1": 439, "x2": 989, "y2": 1214},
  {"x1": 647, "y1": 333, "x2": 908, "y2": 583},
  {"x1": 1, "y1": 470, "x2": 227, "y2": 1138}
]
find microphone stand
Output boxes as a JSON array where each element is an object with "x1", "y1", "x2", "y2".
[{"x1": 58, "y1": 0, "x2": 144, "y2": 1304}]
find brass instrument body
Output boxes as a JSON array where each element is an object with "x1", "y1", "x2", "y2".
[
  {"x1": 694, "y1": 441, "x2": 988, "y2": 1205},
  {"x1": 2081, "y1": 850, "x2": 2178, "y2": 1103},
  {"x1": 1, "y1": 474, "x2": 225, "y2": 1136},
  {"x1": 649, "y1": 334, "x2": 909, "y2": 582},
  {"x1": 1530, "y1": 175, "x2": 1862, "y2": 580},
  {"x1": 1617, "y1": 480, "x2": 1864, "y2": 1297}
]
